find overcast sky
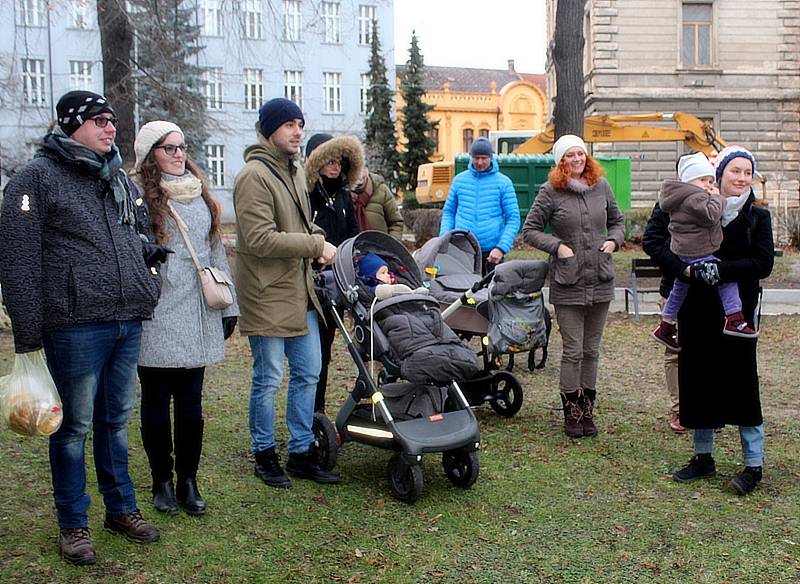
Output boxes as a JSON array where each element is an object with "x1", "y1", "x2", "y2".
[{"x1": 393, "y1": 0, "x2": 548, "y2": 73}]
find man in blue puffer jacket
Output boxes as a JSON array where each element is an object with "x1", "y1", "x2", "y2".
[{"x1": 439, "y1": 137, "x2": 520, "y2": 273}]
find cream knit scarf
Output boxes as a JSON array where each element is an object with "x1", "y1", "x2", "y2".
[{"x1": 160, "y1": 171, "x2": 203, "y2": 203}]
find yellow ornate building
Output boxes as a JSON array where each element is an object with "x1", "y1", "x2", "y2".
[{"x1": 396, "y1": 61, "x2": 548, "y2": 161}]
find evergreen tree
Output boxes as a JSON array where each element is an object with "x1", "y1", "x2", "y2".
[
  {"x1": 363, "y1": 19, "x2": 399, "y2": 192},
  {"x1": 129, "y1": 0, "x2": 208, "y2": 162},
  {"x1": 398, "y1": 32, "x2": 436, "y2": 193}
]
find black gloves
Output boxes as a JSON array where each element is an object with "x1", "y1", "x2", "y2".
[
  {"x1": 142, "y1": 242, "x2": 173, "y2": 268},
  {"x1": 690, "y1": 261, "x2": 721, "y2": 286},
  {"x1": 222, "y1": 316, "x2": 238, "y2": 340}
]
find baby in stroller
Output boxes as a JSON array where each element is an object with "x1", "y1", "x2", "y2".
[{"x1": 316, "y1": 230, "x2": 482, "y2": 503}]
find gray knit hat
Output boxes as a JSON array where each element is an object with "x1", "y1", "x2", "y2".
[
  {"x1": 134, "y1": 121, "x2": 184, "y2": 169},
  {"x1": 470, "y1": 137, "x2": 493, "y2": 157}
]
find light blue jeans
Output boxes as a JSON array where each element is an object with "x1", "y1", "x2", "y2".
[
  {"x1": 694, "y1": 425, "x2": 765, "y2": 467},
  {"x1": 248, "y1": 311, "x2": 321, "y2": 454},
  {"x1": 43, "y1": 321, "x2": 142, "y2": 528}
]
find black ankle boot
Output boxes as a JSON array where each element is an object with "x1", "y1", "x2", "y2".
[
  {"x1": 286, "y1": 451, "x2": 340, "y2": 484},
  {"x1": 673, "y1": 453, "x2": 716, "y2": 482},
  {"x1": 152, "y1": 480, "x2": 179, "y2": 515},
  {"x1": 254, "y1": 447, "x2": 292, "y2": 488},
  {"x1": 730, "y1": 466, "x2": 762, "y2": 496},
  {"x1": 581, "y1": 389, "x2": 598, "y2": 437},
  {"x1": 176, "y1": 477, "x2": 206, "y2": 515}
]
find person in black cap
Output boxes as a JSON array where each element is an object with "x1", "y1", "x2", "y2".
[
  {"x1": 303, "y1": 132, "x2": 362, "y2": 412},
  {"x1": 0, "y1": 90, "x2": 164, "y2": 565},
  {"x1": 233, "y1": 98, "x2": 341, "y2": 489}
]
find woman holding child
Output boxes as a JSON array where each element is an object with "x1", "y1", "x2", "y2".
[{"x1": 668, "y1": 146, "x2": 773, "y2": 495}]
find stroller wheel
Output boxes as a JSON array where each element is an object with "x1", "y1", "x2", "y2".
[
  {"x1": 489, "y1": 371, "x2": 523, "y2": 417},
  {"x1": 387, "y1": 453, "x2": 424, "y2": 504},
  {"x1": 311, "y1": 412, "x2": 339, "y2": 471},
  {"x1": 442, "y1": 449, "x2": 479, "y2": 489}
]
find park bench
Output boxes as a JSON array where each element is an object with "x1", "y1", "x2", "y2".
[{"x1": 624, "y1": 258, "x2": 662, "y2": 319}]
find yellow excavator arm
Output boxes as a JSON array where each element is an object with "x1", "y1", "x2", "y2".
[{"x1": 514, "y1": 112, "x2": 726, "y2": 155}]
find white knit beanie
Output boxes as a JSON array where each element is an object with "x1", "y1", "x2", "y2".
[
  {"x1": 677, "y1": 152, "x2": 715, "y2": 184},
  {"x1": 134, "y1": 121, "x2": 184, "y2": 169},
  {"x1": 552, "y1": 134, "x2": 588, "y2": 165}
]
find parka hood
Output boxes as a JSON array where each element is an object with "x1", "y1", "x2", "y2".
[{"x1": 304, "y1": 135, "x2": 364, "y2": 188}]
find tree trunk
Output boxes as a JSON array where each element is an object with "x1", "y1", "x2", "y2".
[
  {"x1": 552, "y1": 0, "x2": 586, "y2": 139},
  {"x1": 97, "y1": 0, "x2": 135, "y2": 164}
]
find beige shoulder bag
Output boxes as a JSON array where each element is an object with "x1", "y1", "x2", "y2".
[{"x1": 168, "y1": 201, "x2": 234, "y2": 310}]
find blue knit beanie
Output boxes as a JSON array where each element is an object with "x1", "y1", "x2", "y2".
[
  {"x1": 470, "y1": 137, "x2": 493, "y2": 157},
  {"x1": 714, "y1": 145, "x2": 756, "y2": 182},
  {"x1": 357, "y1": 253, "x2": 388, "y2": 279},
  {"x1": 258, "y1": 98, "x2": 304, "y2": 139}
]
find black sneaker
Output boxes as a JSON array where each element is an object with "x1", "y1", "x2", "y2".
[
  {"x1": 58, "y1": 527, "x2": 96, "y2": 565},
  {"x1": 672, "y1": 453, "x2": 716, "y2": 482},
  {"x1": 254, "y1": 447, "x2": 292, "y2": 488},
  {"x1": 286, "y1": 451, "x2": 341, "y2": 484},
  {"x1": 730, "y1": 466, "x2": 762, "y2": 496}
]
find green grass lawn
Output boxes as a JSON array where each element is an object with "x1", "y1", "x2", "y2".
[{"x1": 1, "y1": 314, "x2": 799, "y2": 583}]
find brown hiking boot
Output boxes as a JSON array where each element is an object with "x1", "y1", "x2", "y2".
[
  {"x1": 580, "y1": 390, "x2": 598, "y2": 437},
  {"x1": 58, "y1": 527, "x2": 96, "y2": 565},
  {"x1": 560, "y1": 391, "x2": 584, "y2": 438},
  {"x1": 104, "y1": 510, "x2": 160, "y2": 543}
]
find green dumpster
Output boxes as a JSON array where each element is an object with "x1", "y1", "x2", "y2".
[{"x1": 454, "y1": 154, "x2": 632, "y2": 227}]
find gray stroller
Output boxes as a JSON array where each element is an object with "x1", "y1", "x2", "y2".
[{"x1": 415, "y1": 230, "x2": 551, "y2": 417}]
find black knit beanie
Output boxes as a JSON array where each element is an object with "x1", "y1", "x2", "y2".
[
  {"x1": 305, "y1": 133, "x2": 334, "y2": 158},
  {"x1": 56, "y1": 91, "x2": 115, "y2": 136},
  {"x1": 258, "y1": 98, "x2": 304, "y2": 139}
]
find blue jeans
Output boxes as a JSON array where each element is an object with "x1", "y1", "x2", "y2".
[
  {"x1": 694, "y1": 425, "x2": 765, "y2": 467},
  {"x1": 248, "y1": 311, "x2": 321, "y2": 454},
  {"x1": 42, "y1": 321, "x2": 142, "y2": 529}
]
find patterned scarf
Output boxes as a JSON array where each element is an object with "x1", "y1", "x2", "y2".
[
  {"x1": 351, "y1": 173, "x2": 373, "y2": 231},
  {"x1": 160, "y1": 171, "x2": 203, "y2": 203},
  {"x1": 39, "y1": 129, "x2": 136, "y2": 225}
]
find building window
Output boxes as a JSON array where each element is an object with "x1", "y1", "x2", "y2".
[
  {"x1": 70, "y1": 0, "x2": 91, "y2": 29},
  {"x1": 682, "y1": 3, "x2": 712, "y2": 67},
  {"x1": 478, "y1": 129, "x2": 490, "y2": 139},
  {"x1": 284, "y1": 0, "x2": 301, "y2": 41},
  {"x1": 284, "y1": 70, "x2": 303, "y2": 108},
  {"x1": 358, "y1": 5, "x2": 376, "y2": 45},
  {"x1": 430, "y1": 125, "x2": 439, "y2": 152},
  {"x1": 243, "y1": 0, "x2": 262, "y2": 39},
  {"x1": 360, "y1": 73, "x2": 370, "y2": 114},
  {"x1": 243, "y1": 68, "x2": 263, "y2": 111},
  {"x1": 69, "y1": 61, "x2": 93, "y2": 91},
  {"x1": 204, "y1": 0, "x2": 223, "y2": 36},
  {"x1": 321, "y1": 1, "x2": 340, "y2": 43},
  {"x1": 17, "y1": 0, "x2": 46, "y2": 26},
  {"x1": 21, "y1": 58, "x2": 46, "y2": 106},
  {"x1": 204, "y1": 67, "x2": 223, "y2": 110},
  {"x1": 462, "y1": 129, "x2": 474, "y2": 153},
  {"x1": 322, "y1": 72, "x2": 341, "y2": 114},
  {"x1": 206, "y1": 145, "x2": 225, "y2": 187}
]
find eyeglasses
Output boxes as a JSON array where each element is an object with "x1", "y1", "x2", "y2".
[
  {"x1": 325, "y1": 159, "x2": 342, "y2": 167},
  {"x1": 154, "y1": 144, "x2": 188, "y2": 156},
  {"x1": 91, "y1": 116, "x2": 118, "y2": 128}
]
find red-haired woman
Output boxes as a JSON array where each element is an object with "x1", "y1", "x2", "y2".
[{"x1": 522, "y1": 135, "x2": 625, "y2": 438}]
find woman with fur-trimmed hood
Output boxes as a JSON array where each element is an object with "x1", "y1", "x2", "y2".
[{"x1": 304, "y1": 133, "x2": 363, "y2": 413}]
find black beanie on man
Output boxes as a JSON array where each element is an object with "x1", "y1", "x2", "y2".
[
  {"x1": 258, "y1": 98, "x2": 304, "y2": 139},
  {"x1": 56, "y1": 90, "x2": 115, "y2": 137}
]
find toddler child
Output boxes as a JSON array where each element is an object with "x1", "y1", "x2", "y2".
[{"x1": 652, "y1": 152, "x2": 756, "y2": 352}]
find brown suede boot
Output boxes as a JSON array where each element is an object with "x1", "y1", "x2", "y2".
[
  {"x1": 560, "y1": 391, "x2": 584, "y2": 438},
  {"x1": 104, "y1": 510, "x2": 160, "y2": 543},
  {"x1": 581, "y1": 389, "x2": 598, "y2": 437},
  {"x1": 58, "y1": 527, "x2": 96, "y2": 565}
]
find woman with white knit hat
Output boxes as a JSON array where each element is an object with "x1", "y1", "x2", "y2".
[
  {"x1": 133, "y1": 121, "x2": 239, "y2": 516},
  {"x1": 522, "y1": 135, "x2": 625, "y2": 438}
]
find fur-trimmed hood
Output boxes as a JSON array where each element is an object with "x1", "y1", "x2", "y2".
[{"x1": 304, "y1": 134, "x2": 364, "y2": 189}]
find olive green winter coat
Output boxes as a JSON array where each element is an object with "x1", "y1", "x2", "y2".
[
  {"x1": 233, "y1": 134, "x2": 325, "y2": 337},
  {"x1": 362, "y1": 173, "x2": 404, "y2": 239}
]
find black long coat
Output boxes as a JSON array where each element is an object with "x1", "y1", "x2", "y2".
[{"x1": 676, "y1": 193, "x2": 773, "y2": 428}]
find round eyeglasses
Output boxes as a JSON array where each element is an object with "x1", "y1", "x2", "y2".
[{"x1": 154, "y1": 144, "x2": 188, "y2": 156}]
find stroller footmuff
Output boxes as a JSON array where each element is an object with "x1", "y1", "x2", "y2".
[{"x1": 320, "y1": 230, "x2": 481, "y2": 503}]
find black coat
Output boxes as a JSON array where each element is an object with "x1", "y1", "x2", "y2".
[
  {"x1": 642, "y1": 202, "x2": 688, "y2": 299},
  {"x1": 309, "y1": 179, "x2": 359, "y2": 247},
  {"x1": 662, "y1": 194, "x2": 773, "y2": 428}
]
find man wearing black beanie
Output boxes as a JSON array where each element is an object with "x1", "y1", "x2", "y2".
[
  {"x1": 0, "y1": 90, "x2": 163, "y2": 565},
  {"x1": 233, "y1": 98, "x2": 341, "y2": 488}
]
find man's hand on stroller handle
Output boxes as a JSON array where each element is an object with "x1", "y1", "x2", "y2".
[
  {"x1": 318, "y1": 241, "x2": 337, "y2": 267},
  {"x1": 487, "y1": 247, "x2": 504, "y2": 264}
]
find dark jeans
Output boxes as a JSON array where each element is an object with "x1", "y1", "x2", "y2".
[
  {"x1": 43, "y1": 321, "x2": 142, "y2": 529},
  {"x1": 138, "y1": 366, "x2": 205, "y2": 483}
]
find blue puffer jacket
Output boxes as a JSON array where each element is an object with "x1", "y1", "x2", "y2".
[{"x1": 439, "y1": 158, "x2": 520, "y2": 253}]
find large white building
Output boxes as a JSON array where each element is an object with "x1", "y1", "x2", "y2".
[{"x1": 0, "y1": 0, "x2": 395, "y2": 219}]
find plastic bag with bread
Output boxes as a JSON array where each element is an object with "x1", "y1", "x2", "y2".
[{"x1": 0, "y1": 350, "x2": 63, "y2": 437}]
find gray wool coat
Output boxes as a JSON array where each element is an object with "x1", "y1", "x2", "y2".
[
  {"x1": 139, "y1": 196, "x2": 239, "y2": 368},
  {"x1": 522, "y1": 177, "x2": 625, "y2": 306}
]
